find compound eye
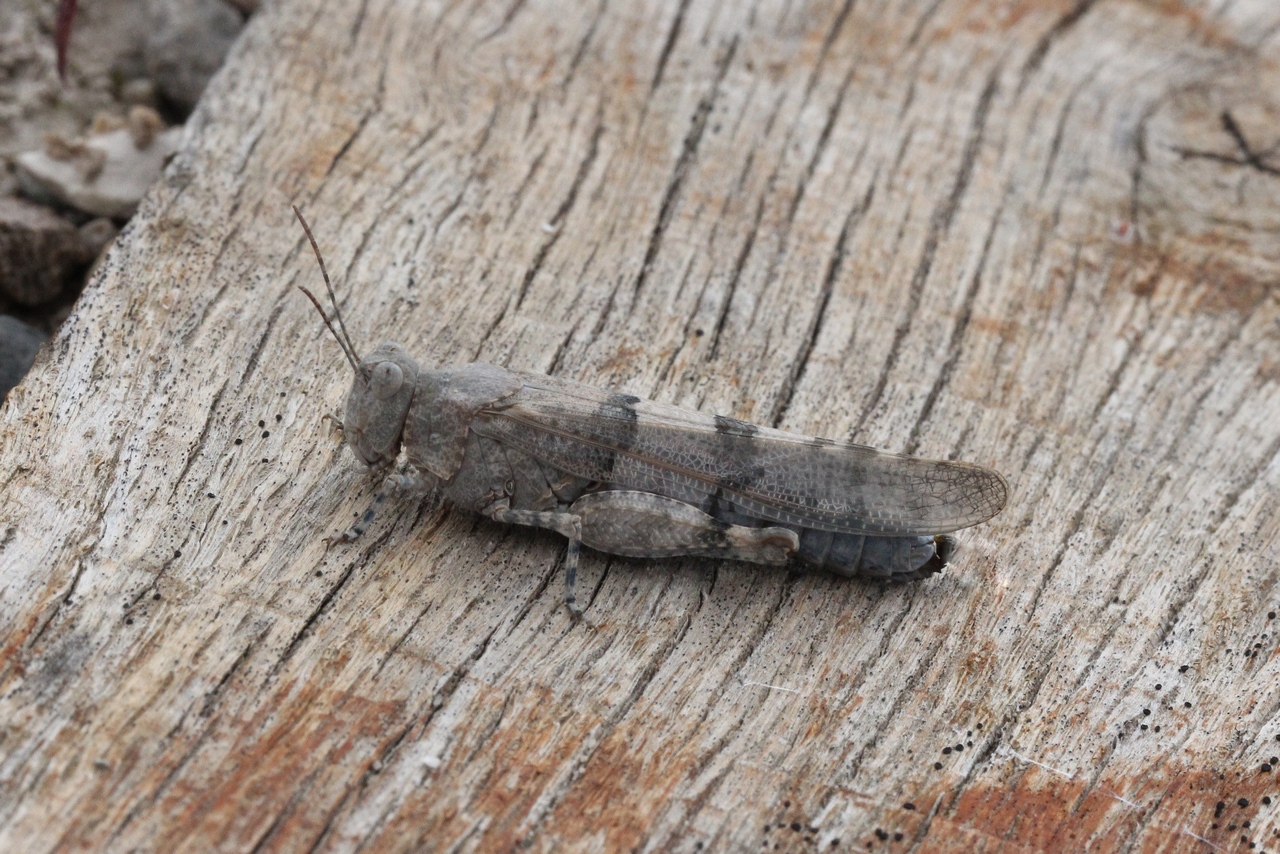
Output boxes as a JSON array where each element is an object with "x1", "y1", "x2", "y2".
[{"x1": 370, "y1": 362, "x2": 404, "y2": 399}]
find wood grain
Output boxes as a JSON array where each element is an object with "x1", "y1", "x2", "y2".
[{"x1": 3, "y1": 0, "x2": 1280, "y2": 850}]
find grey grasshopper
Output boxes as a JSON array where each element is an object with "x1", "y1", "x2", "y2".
[{"x1": 294, "y1": 209, "x2": 1008, "y2": 616}]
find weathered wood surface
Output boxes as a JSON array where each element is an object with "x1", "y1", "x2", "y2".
[{"x1": 3, "y1": 0, "x2": 1280, "y2": 850}]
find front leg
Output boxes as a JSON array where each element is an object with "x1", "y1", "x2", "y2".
[
  {"x1": 326, "y1": 470, "x2": 433, "y2": 546},
  {"x1": 326, "y1": 491, "x2": 386, "y2": 547},
  {"x1": 486, "y1": 503, "x2": 585, "y2": 618}
]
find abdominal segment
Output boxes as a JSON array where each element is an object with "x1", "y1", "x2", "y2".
[
  {"x1": 791, "y1": 528, "x2": 956, "y2": 581},
  {"x1": 698, "y1": 491, "x2": 954, "y2": 581}
]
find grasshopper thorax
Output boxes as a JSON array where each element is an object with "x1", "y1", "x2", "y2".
[{"x1": 344, "y1": 342, "x2": 419, "y2": 476}]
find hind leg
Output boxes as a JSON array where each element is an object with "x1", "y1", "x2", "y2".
[{"x1": 569, "y1": 490, "x2": 798, "y2": 564}]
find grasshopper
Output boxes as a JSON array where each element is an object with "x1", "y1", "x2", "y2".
[{"x1": 294, "y1": 209, "x2": 1007, "y2": 616}]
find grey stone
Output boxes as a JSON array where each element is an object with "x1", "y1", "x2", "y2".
[
  {"x1": 15, "y1": 117, "x2": 183, "y2": 220},
  {"x1": 0, "y1": 315, "x2": 46, "y2": 400},
  {"x1": 0, "y1": 196, "x2": 93, "y2": 306},
  {"x1": 120, "y1": 78, "x2": 161, "y2": 109},
  {"x1": 0, "y1": 0, "x2": 149, "y2": 165},
  {"x1": 144, "y1": 0, "x2": 244, "y2": 115},
  {"x1": 79, "y1": 217, "x2": 119, "y2": 260}
]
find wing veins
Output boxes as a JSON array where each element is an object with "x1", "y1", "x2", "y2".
[{"x1": 483, "y1": 386, "x2": 1006, "y2": 536}]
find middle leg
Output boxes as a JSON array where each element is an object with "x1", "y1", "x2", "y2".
[{"x1": 487, "y1": 504, "x2": 585, "y2": 618}]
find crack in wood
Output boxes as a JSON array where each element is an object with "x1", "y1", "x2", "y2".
[
  {"x1": 769, "y1": 173, "x2": 877, "y2": 428},
  {"x1": 476, "y1": 0, "x2": 529, "y2": 44},
  {"x1": 563, "y1": 0, "x2": 608, "y2": 88},
  {"x1": 903, "y1": 192, "x2": 1005, "y2": 456},
  {"x1": 858, "y1": 64, "x2": 1001, "y2": 432},
  {"x1": 629, "y1": 37, "x2": 738, "y2": 307},
  {"x1": 1019, "y1": 0, "x2": 1099, "y2": 85},
  {"x1": 272, "y1": 526, "x2": 396, "y2": 676},
  {"x1": 325, "y1": 109, "x2": 376, "y2": 180},
  {"x1": 705, "y1": 193, "x2": 765, "y2": 361},
  {"x1": 514, "y1": 112, "x2": 605, "y2": 310},
  {"x1": 650, "y1": 0, "x2": 691, "y2": 93}
]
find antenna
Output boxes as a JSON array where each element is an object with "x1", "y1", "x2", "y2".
[{"x1": 293, "y1": 205, "x2": 361, "y2": 371}]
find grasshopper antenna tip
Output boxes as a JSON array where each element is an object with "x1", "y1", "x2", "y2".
[{"x1": 293, "y1": 205, "x2": 361, "y2": 371}]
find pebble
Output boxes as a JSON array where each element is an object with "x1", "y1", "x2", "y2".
[
  {"x1": 144, "y1": 0, "x2": 245, "y2": 114},
  {"x1": 0, "y1": 197, "x2": 96, "y2": 306},
  {"x1": 16, "y1": 108, "x2": 182, "y2": 220},
  {"x1": 0, "y1": 315, "x2": 48, "y2": 400}
]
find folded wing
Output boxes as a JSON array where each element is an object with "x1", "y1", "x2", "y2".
[{"x1": 472, "y1": 372, "x2": 1007, "y2": 537}]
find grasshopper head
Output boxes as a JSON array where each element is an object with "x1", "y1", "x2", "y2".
[
  {"x1": 344, "y1": 342, "x2": 419, "y2": 476},
  {"x1": 291, "y1": 208, "x2": 422, "y2": 477}
]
